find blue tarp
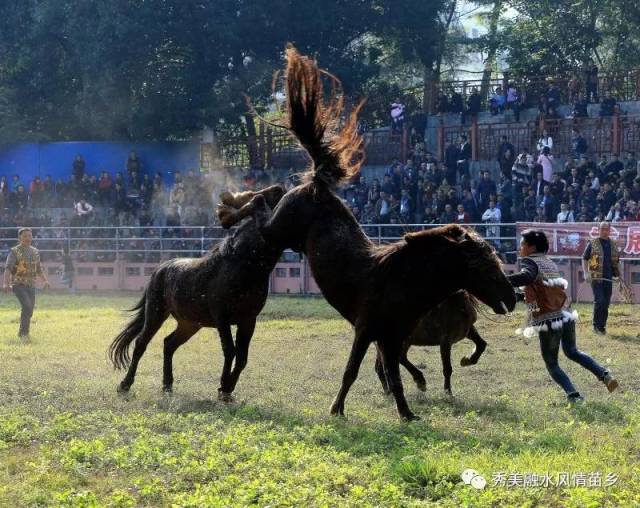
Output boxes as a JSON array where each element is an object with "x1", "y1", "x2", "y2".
[{"x1": 0, "y1": 141, "x2": 200, "y2": 184}]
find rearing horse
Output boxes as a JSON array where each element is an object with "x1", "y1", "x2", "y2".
[{"x1": 218, "y1": 46, "x2": 516, "y2": 420}]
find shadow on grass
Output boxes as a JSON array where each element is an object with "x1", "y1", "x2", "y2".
[
  {"x1": 150, "y1": 391, "x2": 534, "y2": 460},
  {"x1": 607, "y1": 333, "x2": 640, "y2": 344},
  {"x1": 571, "y1": 400, "x2": 627, "y2": 424},
  {"x1": 410, "y1": 393, "x2": 523, "y2": 424}
]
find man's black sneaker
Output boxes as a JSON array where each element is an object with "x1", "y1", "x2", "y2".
[{"x1": 568, "y1": 393, "x2": 585, "y2": 404}]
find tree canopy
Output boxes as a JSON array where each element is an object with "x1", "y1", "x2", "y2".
[{"x1": 1, "y1": 0, "x2": 639, "y2": 143}]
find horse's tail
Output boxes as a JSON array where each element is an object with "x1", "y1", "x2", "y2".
[
  {"x1": 108, "y1": 292, "x2": 147, "y2": 370},
  {"x1": 284, "y1": 45, "x2": 364, "y2": 188}
]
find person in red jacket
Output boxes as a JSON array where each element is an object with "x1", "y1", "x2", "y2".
[{"x1": 455, "y1": 203, "x2": 472, "y2": 224}]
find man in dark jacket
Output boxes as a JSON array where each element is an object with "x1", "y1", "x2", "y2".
[{"x1": 444, "y1": 142, "x2": 459, "y2": 185}]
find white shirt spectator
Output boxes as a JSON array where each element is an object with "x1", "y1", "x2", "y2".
[
  {"x1": 557, "y1": 209, "x2": 575, "y2": 223},
  {"x1": 537, "y1": 135, "x2": 553, "y2": 153},
  {"x1": 537, "y1": 153, "x2": 554, "y2": 182},
  {"x1": 75, "y1": 200, "x2": 94, "y2": 216},
  {"x1": 390, "y1": 102, "x2": 405, "y2": 122},
  {"x1": 482, "y1": 206, "x2": 501, "y2": 223},
  {"x1": 482, "y1": 205, "x2": 502, "y2": 244},
  {"x1": 605, "y1": 205, "x2": 622, "y2": 222}
]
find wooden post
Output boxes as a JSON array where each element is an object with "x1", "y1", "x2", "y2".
[
  {"x1": 437, "y1": 121, "x2": 444, "y2": 161},
  {"x1": 266, "y1": 127, "x2": 273, "y2": 168},
  {"x1": 257, "y1": 123, "x2": 265, "y2": 169},
  {"x1": 471, "y1": 117, "x2": 478, "y2": 161},
  {"x1": 612, "y1": 110, "x2": 621, "y2": 156},
  {"x1": 401, "y1": 126, "x2": 408, "y2": 162}
]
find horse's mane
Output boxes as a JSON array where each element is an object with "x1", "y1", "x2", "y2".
[
  {"x1": 279, "y1": 45, "x2": 364, "y2": 187},
  {"x1": 370, "y1": 224, "x2": 504, "y2": 290},
  {"x1": 372, "y1": 224, "x2": 467, "y2": 267}
]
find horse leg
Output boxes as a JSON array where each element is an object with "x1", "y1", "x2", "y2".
[
  {"x1": 222, "y1": 317, "x2": 257, "y2": 395},
  {"x1": 378, "y1": 339, "x2": 418, "y2": 421},
  {"x1": 460, "y1": 326, "x2": 487, "y2": 367},
  {"x1": 399, "y1": 344, "x2": 427, "y2": 392},
  {"x1": 440, "y1": 342, "x2": 454, "y2": 396},
  {"x1": 162, "y1": 321, "x2": 201, "y2": 392},
  {"x1": 374, "y1": 346, "x2": 390, "y2": 394},
  {"x1": 216, "y1": 321, "x2": 236, "y2": 402},
  {"x1": 330, "y1": 330, "x2": 372, "y2": 417},
  {"x1": 118, "y1": 300, "x2": 168, "y2": 392}
]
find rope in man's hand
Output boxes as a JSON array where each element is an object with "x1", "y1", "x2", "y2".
[{"x1": 590, "y1": 277, "x2": 634, "y2": 304}]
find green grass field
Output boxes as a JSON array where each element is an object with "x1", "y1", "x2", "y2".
[{"x1": 1, "y1": 293, "x2": 639, "y2": 507}]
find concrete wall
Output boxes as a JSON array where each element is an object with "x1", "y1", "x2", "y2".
[
  {"x1": 0, "y1": 141, "x2": 200, "y2": 184},
  {"x1": 22, "y1": 259, "x2": 640, "y2": 304}
]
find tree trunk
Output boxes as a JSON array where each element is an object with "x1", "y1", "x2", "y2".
[
  {"x1": 480, "y1": 0, "x2": 502, "y2": 104},
  {"x1": 424, "y1": 0, "x2": 458, "y2": 114},
  {"x1": 244, "y1": 113, "x2": 259, "y2": 169},
  {"x1": 423, "y1": 66, "x2": 437, "y2": 114}
]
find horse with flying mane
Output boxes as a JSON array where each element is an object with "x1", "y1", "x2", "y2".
[{"x1": 217, "y1": 45, "x2": 516, "y2": 420}]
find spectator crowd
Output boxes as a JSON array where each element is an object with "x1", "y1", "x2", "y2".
[
  {"x1": 0, "y1": 151, "x2": 233, "y2": 262},
  {"x1": 433, "y1": 61, "x2": 626, "y2": 125},
  {"x1": 3, "y1": 117, "x2": 640, "y2": 265}
]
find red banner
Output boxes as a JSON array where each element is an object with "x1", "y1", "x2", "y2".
[{"x1": 516, "y1": 222, "x2": 640, "y2": 259}]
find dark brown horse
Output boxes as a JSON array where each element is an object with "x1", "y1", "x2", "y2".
[
  {"x1": 108, "y1": 185, "x2": 284, "y2": 399},
  {"x1": 217, "y1": 46, "x2": 516, "y2": 420},
  {"x1": 376, "y1": 291, "x2": 486, "y2": 396}
]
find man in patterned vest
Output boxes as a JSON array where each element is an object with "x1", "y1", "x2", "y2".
[
  {"x1": 582, "y1": 222, "x2": 620, "y2": 335},
  {"x1": 508, "y1": 229, "x2": 618, "y2": 403},
  {"x1": 3, "y1": 228, "x2": 50, "y2": 338}
]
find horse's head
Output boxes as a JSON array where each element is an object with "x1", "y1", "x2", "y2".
[{"x1": 404, "y1": 225, "x2": 516, "y2": 315}]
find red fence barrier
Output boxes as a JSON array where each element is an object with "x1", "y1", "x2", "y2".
[
  {"x1": 437, "y1": 114, "x2": 640, "y2": 161},
  {"x1": 515, "y1": 222, "x2": 640, "y2": 259}
]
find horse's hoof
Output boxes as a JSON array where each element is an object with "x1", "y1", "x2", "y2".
[
  {"x1": 401, "y1": 412, "x2": 421, "y2": 422},
  {"x1": 416, "y1": 381, "x2": 427, "y2": 392},
  {"x1": 444, "y1": 389, "x2": 454, "y2": 398},
  {"x1": 117, "y1": 383, "x2": 130, "y2": 394},
  {"x1": 217, "y1": 390, "x2": 235, "y2": 403},
  {"x1": 329, "y1": 402, "x2": 345, "y2": 417},
  {"x1": 460, "y1": 356, "x2": 473, "y2": 367},
  {"x1": 162, "y1": 385, "x2": 173, "y2": 393}
]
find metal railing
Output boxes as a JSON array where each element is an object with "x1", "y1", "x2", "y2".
[
  {"x1": 421, "y1": 68, "x2": 640, "y2": 111},
  {"x1": 0, "y1": 224, "x2": 518, "y2": 262}
]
